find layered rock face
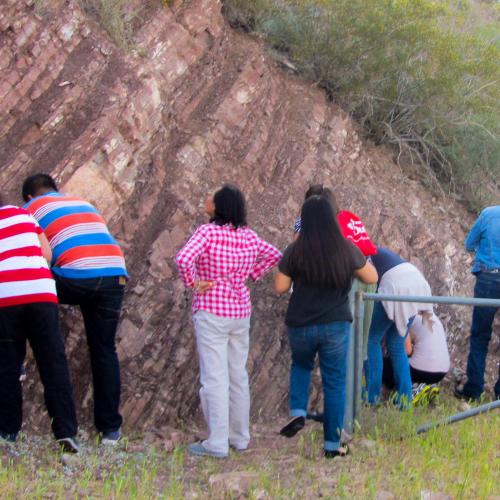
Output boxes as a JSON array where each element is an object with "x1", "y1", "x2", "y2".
[{"x1": 0, "y1": 0, "x2": 496, "y2": 432}]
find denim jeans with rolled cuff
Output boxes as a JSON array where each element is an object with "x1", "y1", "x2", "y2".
[
  {"x1": 366, "y1": 302, "x2": 412, "y2": 408},
  {"x1": 288, "y1": 321, "x2": 350, "y2": 451},
  {"x1": 55, "y1": 275, "x2": 125, "y2": 433},
  {"x1": 463, "y1": 271, "x2": 500, "y2": 398}
]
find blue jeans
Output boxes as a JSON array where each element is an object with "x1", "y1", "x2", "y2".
[
  {"x1": 55, "y1": 275, "x2": 125, "y2": 433},
  {"x1": 288, "y1": 321, "x2": 350, "y2": 451},
  {"x1": 464, "y1": 271, "x2": 500, "y2": 398},
  {"x1": 366, "y1": 302, "x2": 412, "y2": 408}
]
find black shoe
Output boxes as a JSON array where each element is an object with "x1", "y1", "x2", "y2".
[
  {"x1": 324, "y1": 445, "x2": 349, "y2": 459},
  {"x1": 306, "y1": 412, "x2": 324, "y2": 423},
  {"x1": 0, "y1": 430, "x2": 17, "y2": 443},
  {"x1": 57, "y1": 437, "x2": 80, "y2": 454},
  {"x1": 19, "y1": 365, "x2": 27, "y2": 383},
  {"x1": 100, "y1": 429, "x2": 121, "y2": 446},
  {"x1": 454, "y1": 385, "x2": 480, "y2": 402},
  {"x1": 280, "y1": 416, "x2": 305, "y2": 438}
]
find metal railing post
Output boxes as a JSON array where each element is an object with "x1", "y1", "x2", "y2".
[
  {"x1": 344, "y1": 281, "x2": 359, "y2": 433},
  {"x1": 353, "y1": 290, "x2": 365, "y2": 425}
]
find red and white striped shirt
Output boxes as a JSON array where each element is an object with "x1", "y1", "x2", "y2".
[
  {"x1": 176, "y1": 223, "x2": 282, "y2": 318},
  {"x1": 0, "y1": 206, "x2": 57, "y2": 307}
]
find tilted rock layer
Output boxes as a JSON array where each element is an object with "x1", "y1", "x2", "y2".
[{"x1": 0, "y1": 0, "x2": 497, "y2": 432}]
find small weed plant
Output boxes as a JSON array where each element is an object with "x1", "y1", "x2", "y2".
[{"x1": 78, "y1": 0, "x2": 138, "y2": 49}]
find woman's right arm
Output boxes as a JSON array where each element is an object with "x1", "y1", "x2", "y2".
[
  {"x1": 405, "y1": 334, "x2": 414, "y2": 356},
  {"x1": 274, "y1": 271, "x2": 292, "y2": 294},
  {"x1": 249, "y1": 238, "x2": 282, "y2": 282},
  {"x1": 38, "y1": 232, "x2": 52, "y2": 264},
  {"x1": 354, "y1": 261, "x2": 378, "y2": 284},
  {"x1": 175, "y1": 226, "x2": 210, "y2": 289}
]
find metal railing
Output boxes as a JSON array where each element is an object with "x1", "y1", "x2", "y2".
[{"x1": 346, "y1": 291, "x2": 500, "y2": 431}]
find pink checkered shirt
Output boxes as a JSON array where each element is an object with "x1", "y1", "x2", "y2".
[{"x1": 176, "y1": 223, "x2": 282, "y2": 318}]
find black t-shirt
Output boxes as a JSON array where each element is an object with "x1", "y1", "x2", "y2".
[
  {"x1": 370, "y1": 247, "x2": 406, "y2": 284},
  {"x1": 279, "y1": 241, "x2": 366, "y2": 327}
]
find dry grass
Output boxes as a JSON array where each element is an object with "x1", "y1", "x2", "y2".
[
  {"x1": 1, "y1": 394, "x2": 499, "y2": 498},
  {"x1": 77, "y1": 0, "x2": 138, "y2": 49}
]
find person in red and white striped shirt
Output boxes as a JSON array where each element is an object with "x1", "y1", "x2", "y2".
[
  {"x1": 0, "y1": 201, "x2": 79, "y2": 452},
  {"x1": 176, "y1": 185, "x2": 282, "y2": 458}
]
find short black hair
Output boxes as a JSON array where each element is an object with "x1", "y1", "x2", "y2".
[
  {"x1": 22, "y1": 173, "x2": 58, "y2": 202},
  {"x1": 304, "y1": 184, "x2": 340, "y2": 214},
  {"x1": 305, "y1": 184, "x2": 325, "y2": 199},
  {"x1": 211, "y1": 184, "x2": 247, "y2": 228}
]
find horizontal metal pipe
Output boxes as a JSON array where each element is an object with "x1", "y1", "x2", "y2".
[
  {"x1": 363, "y1": 293, "x2": 500, "y2": 308},
  {"x1": 416, "y1": 400, "x2": 500, "y2": 434}
]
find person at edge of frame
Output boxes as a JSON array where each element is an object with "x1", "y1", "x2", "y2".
[
  {"x1": 0, "y1": 193, "x2": 79, "y2": 453},
  {"x1": 455, "y1": 204, "x2": 500, "y2": 402}
]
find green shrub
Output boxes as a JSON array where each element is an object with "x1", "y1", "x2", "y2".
[{"x1": 224, "y1": 0, "x2": 500, "y2": 211}]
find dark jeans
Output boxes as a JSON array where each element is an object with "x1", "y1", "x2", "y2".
[
  {"x1": 0, "y1": 302, "x2": 77, "y2": 439},
  {"x1": 463, "y1": 271, "x2": 500, "y2": 398},
  {"x1": 55, "y1": 275, "x2": 125, "y2": 433},
  {"x1": 382, "y1": 356, "x2": 446, "y2": 387},
  {"x1": 288, "y1": 321, "x2": 350, "y2": 451}
]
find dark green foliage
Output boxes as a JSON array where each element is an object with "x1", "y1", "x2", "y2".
[{"x1": 224, "y1": 0, "x2": 500, "y2": 210}]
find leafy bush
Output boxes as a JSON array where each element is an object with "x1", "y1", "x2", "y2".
[{"x1": 224, "y1": 0, "x2": 500, "y2": 210}]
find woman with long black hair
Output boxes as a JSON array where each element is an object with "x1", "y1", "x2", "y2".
[{"x1": 275, "y1": 195, "x2": 377, "y2": 458}]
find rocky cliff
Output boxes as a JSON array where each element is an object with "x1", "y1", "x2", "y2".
[{"x1": 0, "y1": 0, "x2": 497, "y2": 433}]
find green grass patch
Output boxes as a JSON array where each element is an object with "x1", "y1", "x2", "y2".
[{"x1": 0, "y1": 396, "x2": 498, "y2": 498}]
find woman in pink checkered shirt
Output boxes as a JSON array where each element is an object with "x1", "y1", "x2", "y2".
[{"x1": 176, "y1": 185, "x2": 282, "y2": 458}]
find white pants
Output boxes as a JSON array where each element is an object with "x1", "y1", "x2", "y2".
[{"x1": 193, "y1": 310, "x2": 251, "y2": 454}]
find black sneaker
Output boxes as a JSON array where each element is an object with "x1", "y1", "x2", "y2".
[
  {"x1": 280, "y1": 416, "x2": 305, "y2": 438},
  {"x1": 324, "y1": 445, "x2": 349, "y2": 459},
  {"x1": 0, "y1": 430, "x2": 17, "y2": 444},
  {"x1": 306, "y1": 412, "x2": 324, "y2": 423},
  {"x1": 57, "y1": 436, "x2": 80, "y2": 454},
  {"x1": 453, "y1": 385, "x2": 480, "y2": 402}
]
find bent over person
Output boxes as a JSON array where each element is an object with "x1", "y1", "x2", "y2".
[
  {"x1": 176, "y1": 184, "x2": 282, "y2": 458},
  {"x1": 22, "y1": 174, "x2": 127, "y2": 444},
  {"x1": 0, "y1": 200, "x2": 79, "y2": 452},
  {"x1": 366, "y1": 247, "x2": 434, "y2": 409}
]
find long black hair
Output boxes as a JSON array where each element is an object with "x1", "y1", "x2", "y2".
[
  {"x1": 210, "y1": 184, "x2": 247, "y2": 228},
  {"x1": 289, "y1": 195, "x2": 353, "y2": 288}
]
